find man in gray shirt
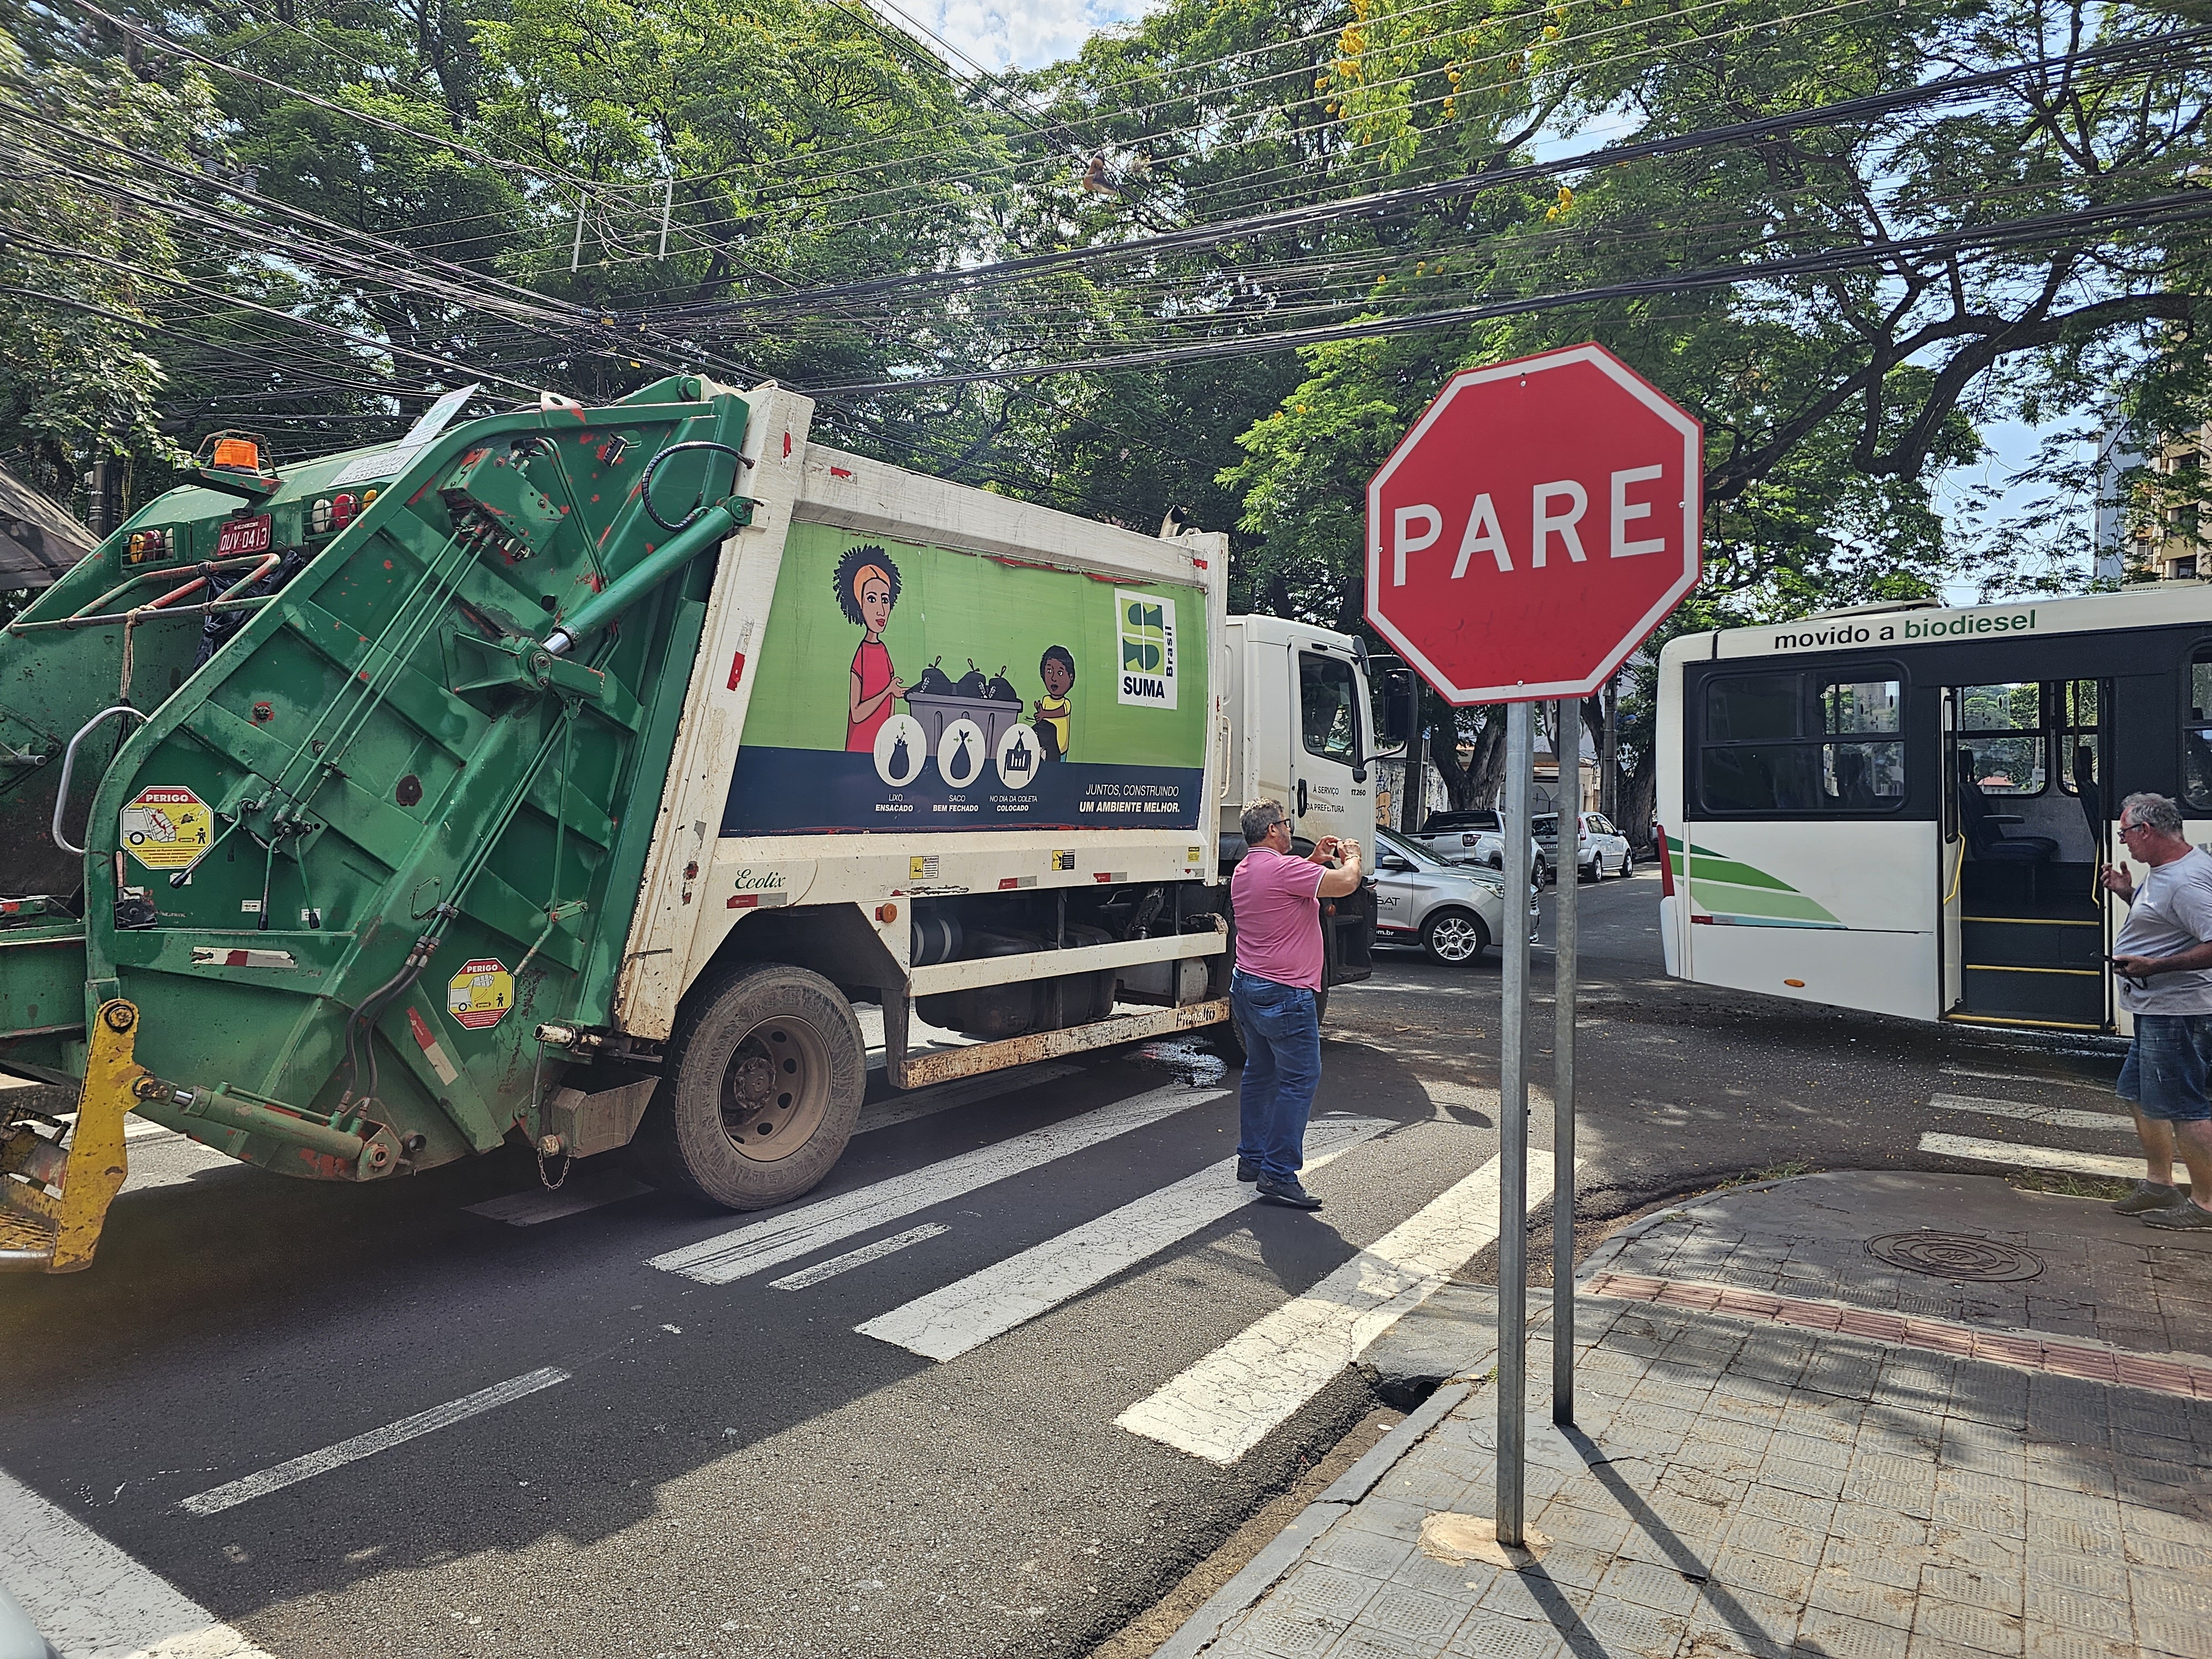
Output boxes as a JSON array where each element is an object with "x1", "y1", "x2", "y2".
[{"x1": 2103, "y1": 791, "x2": 2212, "y2": 1228}]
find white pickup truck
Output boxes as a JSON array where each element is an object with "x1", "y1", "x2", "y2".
[{"x1": 1404, "y1": 811, "x2": 1548, "y2": 887}]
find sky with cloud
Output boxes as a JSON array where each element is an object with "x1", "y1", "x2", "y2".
[{"x1": 908, "y1": 0, "x2": 1140, "y2": 72}]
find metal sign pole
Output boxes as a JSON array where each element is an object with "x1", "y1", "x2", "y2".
[
  {"x1": 1496, "y1": 699, "x2": 1532, "y2": 1546},
  {"x1": 1553, "y1": 700, "x2": 1578, "y2": 1426}
]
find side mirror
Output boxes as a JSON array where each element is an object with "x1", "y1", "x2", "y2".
[
  {"x1": 1380, "y1": 855, "x2": 1415, "y2": 872},
  {"x1": 1378, "y1": 668, "x2": 1419, "y2": 750}
]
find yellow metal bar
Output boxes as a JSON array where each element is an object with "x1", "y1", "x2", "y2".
[
  {"x1": 49, "y1": 999, "x2": 147, "y2": 1273},
  {"x1": 1961, "y1": 915, "x2": 2100, "y2": 927},
  {"x1": 1941, "y1": 1011, "x2": 2105, "y2": 1031},
  {"x1": 1960, "y1": 964, "x2": 2100, "y2": 977}
]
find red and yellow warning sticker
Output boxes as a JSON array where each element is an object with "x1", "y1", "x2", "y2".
[
  {"x1": 445, "y1": 958, "x2": 514, "y2": 1030},
  {"x1": 121, "y1": 786, "x2": 212, "y2": 870}
]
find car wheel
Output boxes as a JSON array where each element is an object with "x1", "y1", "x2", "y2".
[
  {"x1": 1421, "y1": 907, "x2": 1489, "y2": 966},
  {"x1": 636, "y1": 962, "x2": 865, "y2": 1209},
  {"x1": 1619, "y1": 849, "x2": 1634, "y2": 879}
]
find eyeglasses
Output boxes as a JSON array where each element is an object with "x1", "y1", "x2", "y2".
[{"x1": 2120, "y1": 821, "x2": 2152, "y2": 837}]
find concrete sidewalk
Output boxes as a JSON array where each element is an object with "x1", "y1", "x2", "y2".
[{"x1": 1154, "y1": 1173, "x2": 2212, "y2": 1659}]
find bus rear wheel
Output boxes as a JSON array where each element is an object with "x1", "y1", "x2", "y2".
[{"x1": 639, "y1": 963, "x2": 865, "y2": 1209}]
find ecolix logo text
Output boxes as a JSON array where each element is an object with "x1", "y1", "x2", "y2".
[{"x1": 1117, "y1": 591, "x2": 1177, "y2": 709}]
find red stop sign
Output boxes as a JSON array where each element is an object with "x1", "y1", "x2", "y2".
[{"x1": 1366, "y1": 343, "x2": 1702, "y2": 705}]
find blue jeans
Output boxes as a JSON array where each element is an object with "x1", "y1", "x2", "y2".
[
  {"x1": 1232, "y1": 969, "x2": 1321, "y2": 1183},
  {"x1": 2120, "y1": 1014, "x2": 2212, "y2": 1123}
]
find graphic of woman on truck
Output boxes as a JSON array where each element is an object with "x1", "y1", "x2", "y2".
[
  {"x1": 1034, "y1": 644, "x2": 1075, "y2": 760},
  {"x1": 836, "y1": 544, "x2": 906, "y2": 752}
]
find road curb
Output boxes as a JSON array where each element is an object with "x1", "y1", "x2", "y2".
[{"x1": 1152, "y1": 1380, "x2": 1473, "y2": 1659}]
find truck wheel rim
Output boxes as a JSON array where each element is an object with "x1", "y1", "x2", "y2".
[
  {"x1": 720, "y1": 1018, "x2": 832, "y2": 1164},
  {"x1": 1431, "y1": 916, "x2": 1481, "y2": 961}
]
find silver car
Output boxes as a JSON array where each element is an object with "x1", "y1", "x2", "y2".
[
  {"x1": 1533, "y1": 811, "x2": 1635, "y2": 881},
  {"x1": 1373, "y1": 826, "x2": 1538, "y2": 966}
]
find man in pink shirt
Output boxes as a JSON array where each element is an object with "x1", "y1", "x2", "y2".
[{"x1": 1229, "y1": 798, "x2": 1364, "y2": 1209}]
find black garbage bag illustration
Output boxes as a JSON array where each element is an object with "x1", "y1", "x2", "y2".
[
  {"x1": 951, "y1": 727, "x2": 977, "y2": 784},
  {"x1": 889, "y1": 731, "x2": 911, "y2": 779}
]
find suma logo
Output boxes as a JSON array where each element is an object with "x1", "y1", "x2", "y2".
[{"x1": 1115, "y1": 590, "x2": 1177, "y2": 710}]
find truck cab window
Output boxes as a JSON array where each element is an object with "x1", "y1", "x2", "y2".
[{"x1": 1300, "y1": 651, "x2": 1360, "y2": 764}]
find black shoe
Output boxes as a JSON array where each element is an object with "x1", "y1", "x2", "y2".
[
  {"x1": 2112, "y1": 1180, "x2": 2184, "y2": 1215},
  {"x1": 1256, "y1": 1177, "x2": 1322, "y2": 1211},
  {"x1": 1236, "y1": 1157, "x2": 1259, "y2": 1183}
]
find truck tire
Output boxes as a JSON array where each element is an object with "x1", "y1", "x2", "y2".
[{"x1": 640, "y1": 963, "x2": 865, "y2": 1209}]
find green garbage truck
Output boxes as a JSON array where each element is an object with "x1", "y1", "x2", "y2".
[{"x1": 0, "y1": 377, "x2": 1405, "y2": 1272}]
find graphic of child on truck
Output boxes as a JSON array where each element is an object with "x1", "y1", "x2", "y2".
[
  {"x1": 1034, "y1": 645, "x2": 1075, "y2": 760},
  {"x1": 836, "y1": 544, "x2": 906, "y2": 752}
]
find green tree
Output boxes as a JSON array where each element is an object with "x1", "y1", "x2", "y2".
[{"x1": 0, "y1": 22, "x2": 223, "y2": 505}]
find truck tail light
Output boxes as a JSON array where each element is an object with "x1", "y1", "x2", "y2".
[
  {"x1": 311, "y1": 498, "x2": 332, "y2": 534},
  {"x1": 1655, "y1": 821, "x2": 1674, "y2": 898},
  {"x1": 331, "y1": 493, "x2": 358, "y2": 529}
]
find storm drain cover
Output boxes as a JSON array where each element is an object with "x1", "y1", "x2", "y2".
[{"x1": 1866, "y1": 1231, "x2": 2044, "y2": 1284}]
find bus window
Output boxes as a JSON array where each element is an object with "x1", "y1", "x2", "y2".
[
  {"x1": 1300, "y1": 651, "x2": 1360, "y2": 765},
  {"x1": 2059, "y1": 680, "x2": 2099, "y2": 798},
  {"x1": 1958, "y1": 682, "x2": 2045, "y2": 795},
  {"x1": 1822, "y1": 679, "x2": 1904, "y2": 806},
  {"x1": 1699, "y1": 670, "x2": 1903, "y2": 815},
  {"x1": 2187, "y1": 649, "x2": 2212, "y2": 809}
]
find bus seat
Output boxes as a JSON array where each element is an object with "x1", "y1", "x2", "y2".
[
  {"x1": 1832, "y1": 748, "x2": 1877, "y2": 810},
  {"x1": 1957, "y1": 749, "x2": 2059, "y2": 864}
]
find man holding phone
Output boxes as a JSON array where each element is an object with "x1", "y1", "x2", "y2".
[
  {"x1": 2103, "y1": 791, "x2": 2212, "y2": 1228},
  {"x1": 1229, "y1": 800, "x2": 1364, "y2": 1209}
]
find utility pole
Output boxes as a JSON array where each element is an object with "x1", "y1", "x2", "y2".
[
  {"x1": 1600, "y1": 674, "x2": 1619, "y2": 822},
  {"x1": 83, "y1": 453, "x2": 115, "y2": 540}
]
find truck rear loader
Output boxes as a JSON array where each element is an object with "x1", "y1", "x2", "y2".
[{"x1": 0, "y1": 377, "x2": 1404, "y2": 1272}]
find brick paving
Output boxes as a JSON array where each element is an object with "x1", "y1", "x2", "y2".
[
  {"x1": 1583, "y1": 1272, "x2": 2212, "y2": 1400},
  {"x1": 1579, "y1": 1172, "x2": 2212, "y2": 1361},
  {"x1": 1165, "y1": 1174, "x2": 2212, "y2": 1659}
]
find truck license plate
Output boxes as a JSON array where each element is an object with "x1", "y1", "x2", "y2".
[{"x1": 215, "y1": 515, "x2": 273, "y2": 558}]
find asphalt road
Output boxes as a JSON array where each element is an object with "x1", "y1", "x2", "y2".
[{"x1": 0, "y1": 869, "x2": 2136, "y2": 1659}]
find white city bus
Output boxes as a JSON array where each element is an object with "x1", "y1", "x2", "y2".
[{"x1": 1654, "y1": 586, "x2": 2212, "y2": 1034}]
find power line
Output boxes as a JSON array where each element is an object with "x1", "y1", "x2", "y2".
[
  {"x1": 805, "y1": 187, "x2": 2212, "y2": 394},
  {"x1": 655, "y1": 24, "x2": 2211, "y2": 325}
]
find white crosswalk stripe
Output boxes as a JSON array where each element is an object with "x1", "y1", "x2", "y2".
[
  {"x1": 1938, "y1": 1065, "x2": 2111, "y2": 1093},
  {"x1": 770, "y1": 1223, "x2": 949, "y2": 1291},
  {"x1": 856, "y1": 1116, "x2": 1392, "y2": 1361},
  {"x1": 1929, "y1": 1093, "x2": 2137, "y2": 1136},
  {"x1": 1919, "y1": 1130, "x2": 2145, "y2": 1181},
  {"x1": 648, "y1": 1082, "x2": 1225, "y2": 1286},
  {"x1": 1, "y1": 1465, "x2": 277, "y2": 1658},
  {"x1": 1118, "y1": 1151, "x2": 1552, "y2": 1465}
]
